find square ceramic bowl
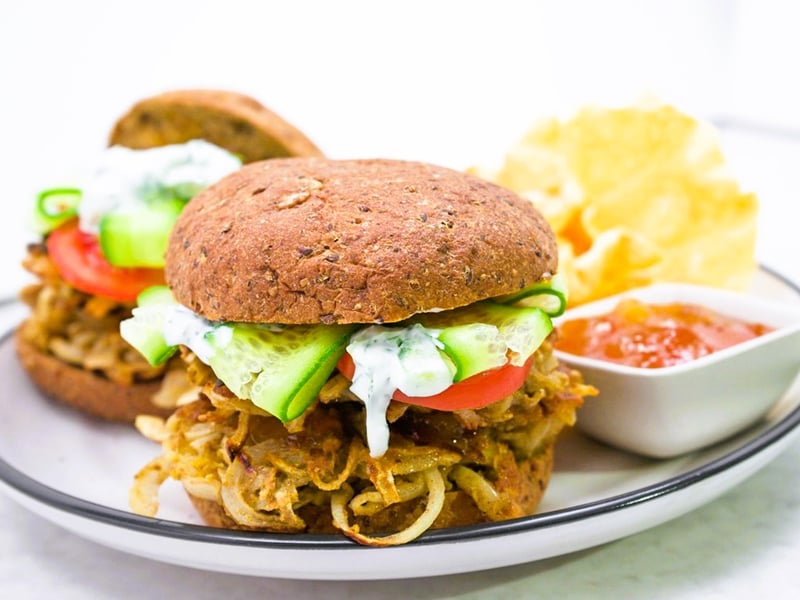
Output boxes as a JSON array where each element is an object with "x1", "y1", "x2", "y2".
[{"x1": 554, "y1": 283, "x2": 800, "y2": 458}]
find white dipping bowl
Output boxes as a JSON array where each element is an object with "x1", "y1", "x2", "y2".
[{"x1": 554, "y1": 282, "x2": 800, "y2": 458}]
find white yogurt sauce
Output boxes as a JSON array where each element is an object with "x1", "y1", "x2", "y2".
[
  {"x1": 78, "y1": 139, "x2": 241, "y2": 233},
  {"x1": 154, "y1": 304, "x2": 230, "y2": 364},
  {"x1": 346, "y1": 324, "x2": 456, "y2": 457},
  {"x1": 139, "y1": 303, "x2": 458, "y2": 458}
]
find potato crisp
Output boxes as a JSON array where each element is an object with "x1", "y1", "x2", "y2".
[{"x1": 471, "y1": 103, "x2": 758, "y2": 306}]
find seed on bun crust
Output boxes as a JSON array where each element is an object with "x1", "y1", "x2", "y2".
[
  {"x1": 109, "y1": 89, "x2": 324, "y2": 163},
  {"x1": 166, "y1": 158, "x2": 558, "y2": 324}
]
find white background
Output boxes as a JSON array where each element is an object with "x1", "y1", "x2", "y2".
[
  {"x1": 2, "y1": 0, "x2": 799, "y2": 292},
  {"x1": 1, "y1": 1, "x2": 799, "y2": 598}
]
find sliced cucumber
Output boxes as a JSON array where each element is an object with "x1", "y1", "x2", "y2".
[
  {"x1": 436, "y1": 323, "x2": 507, "y2": 381},
  {"x1": 122, "y1": 289, "x2": 356, "y2": 421},
  {"x1": 494, "y1": 272, "x2": 569, "y2": 317},
  {"x1": 99, "y1": 198, "x2": 185, "y2": 268},
  {"x1": 415, "y1": 300, "x2": 553, "y2": 378},
  {"x1": 120, "y1": 286, "x2": 181, "y2": 366},
  {"x1": 483, "y1": 302, "x2": 554, "y2": 365},
  {"x1": 122, "y1": 278, "x2": 555, "y2": 422},
  {"x1": 206, "y1": 323, "x2": 357, "y2": 422},
  {"x1": 120, "y1": 303, "x2": 178, "y2": 366},
  {"x1": 137, "y1": 285, "x2": 175, "y2": 306},
  {"x1": 169, "y1": 181, "x2": 206, "y2": 202}
]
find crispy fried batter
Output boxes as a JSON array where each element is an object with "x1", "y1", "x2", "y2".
[
  {"x1": 16, "y1": 245, "x2": 181, "y2": 421},
  {"x1": 20, "y1": 245, "x2": 166, "y2": 384},
  {"x1": 130, "y1": 340, "x2": 594, "y2": 544}
]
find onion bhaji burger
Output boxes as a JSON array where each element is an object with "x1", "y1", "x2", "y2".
[
  {"x1": 15, "y1": 89, "x2": 323, "y2": 421},
  {"x1": 122, "y1": 158, "x2": 595, "y2": 545}
]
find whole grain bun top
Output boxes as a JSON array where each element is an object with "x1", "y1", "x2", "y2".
[
  {"x1": 166, "y1": 158, "x2": 557, "y2": 324},
  {"x1": 108, "y1": 89, "x2": 323, "y2": 162}
]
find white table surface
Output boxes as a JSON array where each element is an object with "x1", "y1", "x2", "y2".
[{"x1": 2, "y1": 3, "x2": 800, "y2": 597}]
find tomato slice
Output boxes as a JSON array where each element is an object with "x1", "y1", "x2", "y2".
[
  {"x1": 336, "y1": 352, "x2": 533, "y2": 411},
  {"x1": 46, "y1": 220, "x2": 165, "y2": 302}
]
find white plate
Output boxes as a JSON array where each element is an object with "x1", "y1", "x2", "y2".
[{"x1": 1, "y1": 267, "x2": 799, "y2": 581}]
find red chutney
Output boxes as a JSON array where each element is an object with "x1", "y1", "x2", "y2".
[{"x1": 556, "y1": 299, "x2": 773, "y2": 369}]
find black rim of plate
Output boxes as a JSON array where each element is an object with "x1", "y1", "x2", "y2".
[{"x1": 0, "y1": 265, "x2": 798, "y2": 551}]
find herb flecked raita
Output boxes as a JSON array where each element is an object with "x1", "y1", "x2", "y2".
[{"x1": 346, "y1": 324, "x2": 456, "y2": 457}]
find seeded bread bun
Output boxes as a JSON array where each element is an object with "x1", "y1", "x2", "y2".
[
  {"x1": 109, "y1": 89, "x2": 323, "y2": 161},
  {"x1": 166, "y1": 158, "x2": 557, "y2": 324},
  {"x1": 15, "y1": 330, "x2": 170, "y2": 421}
]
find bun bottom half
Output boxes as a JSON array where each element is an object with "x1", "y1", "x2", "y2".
[{"x1": 15, "y1": 328, "x2": 172, "y2": 422}]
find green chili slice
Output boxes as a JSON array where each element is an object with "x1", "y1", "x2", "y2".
[
  {"x1": 494, "y1": 272, "x2": 569, "y2": 317},
  {"x1": 33, "y1": 187, "x2": 82, "y2": 233}
]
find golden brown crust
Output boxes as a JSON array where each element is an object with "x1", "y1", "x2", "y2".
[
  {"x1": 184, "y1": 445, "x2": 553, "y2": 535},
  {"x1": 15, "y1": 328, "x2": 172, "y2": 422},
  {"x1": 166, "y1": 158, "x2": 558, "y2": 324},
  {"x1": 108, "y1": 89, "x2": 323, "y2": 162},
  {"x1": 129, "y1": 342, "x2": 594, "y2": 543}
]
